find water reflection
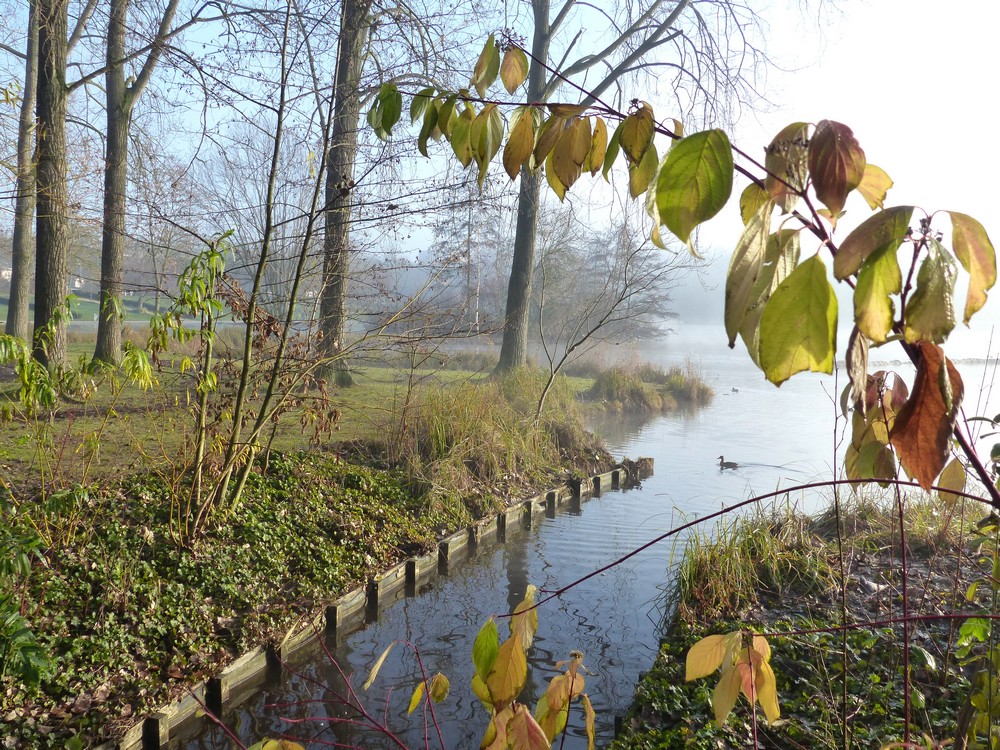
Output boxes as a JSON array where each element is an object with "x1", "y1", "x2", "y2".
[{"x1": 178, "y1": 358, "x2": 1000, "y2": 749}]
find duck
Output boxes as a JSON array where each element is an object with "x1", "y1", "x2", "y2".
[{"x1": 718, "y1": 455, "x2": 739, "y2": 470}]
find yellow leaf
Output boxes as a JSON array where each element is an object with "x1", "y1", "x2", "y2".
[
  {"x1": 585, "y1": 117, "x2": 608, "y2": 176},
  {"x1": 533, "y1": 116, "x2": 566, "y2": 166},
  {"x1": 503, "y1": 112, "x2": 535, "y2": 180},
  {"x1": 628, "y1": 144, "x2": 657, "y2": 200},
  {"x1": 451, "y1": 107, "x2": 475, "y2": 168},
  {"x1": 857, "y1": 164, "x2": 893, "y2": 209},
  {"x1": 534, "y1": 695, "x2": 567, "y2": 742},
  {"x1": 713, "y1": 665, "x2": 741, "y2": 726},
  {"x1": 486, "y1": 636, "x2": 527, "y2": 707},
  {"x1": 510, "y1": 585, "x2": 539, "y2": 649},
  {"x1": 500, "y1": 48, "x2": 530, "y2": 93},
  {"x1": 429, "y1": 672, "x2": 450, "y2": 703},
  {"x1": 408, "y1": 681, "x2": 426, "y2": 714},
  {"x1": 363, "y1": 642, "x2": 396, "y2": 690},
  {"x1": 751, "y1": 634, "x2": 771, "y2": 663},
  {"x1": 685, "y1": 634, "x2": 728, "y2": 681},
  {"x1": 739, "y1": 183, "x2": 771, "y2": 226},
  {"x1": 545, "y1": 151, "x2": 567, "y2": 201},
  {"x1": 547, "y1": 102, "x2": 588, "y2": 118},
  {"x1": 764, "y1": 122, "x2": 809, "y2": 213},
  {"x1": 619, "y1": 102, "x2": 655, "y2": 166},
  {"x1": 472, "y1": 673, "x2": 492, "y2": 707},
  {"x1": 756, "y1": 660, "x2": 781, "y2": 725},
  {"x1": 937, "y1": 457, "x2": 966, "y2": 506},
  {"x1": 550, "y1": 118, "x2": 589, "y2": 189},
  {"x1": 583, "y1": 693, "x2": 596, "y2": 750}
]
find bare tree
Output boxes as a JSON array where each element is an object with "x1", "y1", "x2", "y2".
[
  {"x1": 33, "y1": 0, "x2": 71, "y2": 366},
  {"x1": 495, "y1": 0, "x2": 765, "y2": 373},
  {"x1": 5, "y1": 0, "x2": 37, "y2": 341}
]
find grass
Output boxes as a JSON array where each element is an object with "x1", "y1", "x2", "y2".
[
  {"x1": 584, "y1": 362, "x2": 713, "y2": 412},
  {"x1": 612, "y1": 490, "x2": 980, "y2": 750}
]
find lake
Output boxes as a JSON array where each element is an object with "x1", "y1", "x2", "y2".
[{"x1": 177, "y1": 329, "x2": 1000, "y2": 749}]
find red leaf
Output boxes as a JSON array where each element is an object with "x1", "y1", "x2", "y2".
[
  {"x1": 808, "y1": 120, "x2": 866, "y2": 217},
  {"x1": 890, "y1": 342, "x2": 964, "y2": 489}
]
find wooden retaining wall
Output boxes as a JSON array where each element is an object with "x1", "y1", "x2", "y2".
[{"x1": 98, "y1": 462, "x2": 649, "y2": 749}]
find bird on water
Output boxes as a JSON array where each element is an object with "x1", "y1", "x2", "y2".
[{"x1": 718, "y1": 455, "x2": 739, "y2": 470}]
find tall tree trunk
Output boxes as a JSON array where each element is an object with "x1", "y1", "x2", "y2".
[
  {"x1": 33, "y1": 0, "x2": 69, "y2": 368},
  {"x1": 494, "y1": 0, "x2": 551, "y2": 375},
  {"x1": 94, "y1": 0, "x2": 129, "y2": 365},
  {"x1": 7, "y1": 1, "x2": 38, "y2": 342},
  {"x1": 93, "y1": 0, "x2": 178, "y2": 365},
  {"x1": 318, "y1": 0, "x2": 371, "y2": 386}
]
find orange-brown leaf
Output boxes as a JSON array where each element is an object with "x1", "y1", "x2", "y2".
[
  {"x1": 890, "y1": 341, "x2": 964, "y2": 489},
  {"x1": 507, "y1": 703, "x2": 551, "y2": 750},
  {"x1": 808, "y1": 119, "x2": 866, "y2": 217}
]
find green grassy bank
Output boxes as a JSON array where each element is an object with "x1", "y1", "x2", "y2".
[
  {"x1": 1, "y1": 346, "x2": 713, "y2": 749},
  {"x1": 610, "y1": 493, "x2": 989, "y2": 750}
]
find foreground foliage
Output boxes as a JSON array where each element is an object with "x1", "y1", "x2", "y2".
[{"x1": 612, "y1": 496, "x2": 978, "y2": 749}]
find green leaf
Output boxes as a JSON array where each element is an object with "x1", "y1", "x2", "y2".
[
  {"x1": 808, "y1": 119, "x2": 866, "y2": 218},
  {"x1": 764, "y1": 122, "x2": 809, "y2": 213},
  {"x1": 739, "y1": 228, "x2": 801, "y2": 365},
  {"x1": 759, "y1": 255, "x2": 838, "y2": 385},
  {"x1": 437, "y1": 95, "x2": 459, "y2": 138},
  {"x1": 410, "y1": 87, "x2": 436, "y2": 124},
  {"x1": 904, "y1": 238, "x2": 957, "y2": 345},
  {"x1": 473, "y1": 618, "x2": 500, "y2": 681},
  {"x1": 451, "y1": 107, "x2": 475, "y2": 168},
  {"x1": 834, "y1": 206, "x2": 913, "y2": 280},
  {"x1": 724, "y1": 200, "x2": 773, "y2": 347},
  {"x1": 500, "y1": 47, "x2": 529, "y2": 93},
  {"x1": 379, "y1": 84, "x2": 403, "y2": 134},
  {"x1": 854, "y1": 243, "x2": 901, "y2": 343},
  {"x1": 602, "y1": 120, "x2": 623, "y2": 181},
  {"x1": 471, "y1": 34, "x2": 500, "y2": 97},
  {"x1": 656, "y1": 129, "x2": 733, "y2": 245},
  {"x1": 417, "y1": 103, "x2": 439, "y2": 158},
  {"x1": 949, "y1": 211, "x2": 997, "y2": 324}
]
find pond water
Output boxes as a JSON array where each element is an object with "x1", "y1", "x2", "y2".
[{"x1": 176, "y1": 332, "x2": 1000, "y2": 750}]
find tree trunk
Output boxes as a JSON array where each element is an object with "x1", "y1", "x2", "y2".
[
  {"x1": 494, "y1": 0, "x2": 551, "y2": 375},
  {"x1": 318, "y1": 0, "x2": 371, "y2": 386},
  {"x1": 33, "y1": 0, "x2": 69, "y2": 368},
  {"x1": 94, "y1": 0, "x2": 129, "y2": 365},
  {"x1": 6, "y1": 1, "x2": 38, "y2": 342}
]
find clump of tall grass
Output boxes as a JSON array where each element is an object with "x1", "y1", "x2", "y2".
[
  {"x1": 585, "y1": 363, "x2": 713, "y2": 412},
  {"x1": 386, "y1": 368, "x2": 610, "y2": 521},
  {"x1": 674, "y1": 501, "x2": 837, "y2": 624}
]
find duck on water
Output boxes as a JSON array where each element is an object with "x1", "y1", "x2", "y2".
[{"x1": 718, "y1": 455, "x2": 739, "y2": 470}]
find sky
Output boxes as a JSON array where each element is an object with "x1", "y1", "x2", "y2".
[{"x1": 668, "y1": 0, "x2": 1000, "y2": 359}]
